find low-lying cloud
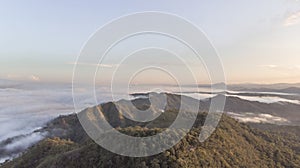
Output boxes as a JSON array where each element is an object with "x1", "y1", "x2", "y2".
[
  {"x1": 228, "y1": 112, "x2": 290, "y2": 125},
  {"x1": 0, "y1": 132, "x2": 46, "y2": 163},
  {"x1": 229, "y1": 95, "x2": 300, "y2": 104},
  {"x1": 0, "y1": 80, "x2": 299, "y2": 163}
]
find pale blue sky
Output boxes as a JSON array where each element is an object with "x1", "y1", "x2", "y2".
[{"x1": 1, "y1": 0, "x2": 300, "y2": 84}]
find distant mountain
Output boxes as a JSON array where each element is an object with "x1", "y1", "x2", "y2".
[
  {"x1": 1, "y1": 93, "x2": 300, "y2": 167},
  {"x1": 182, "y1": 82, "x2": 227, "y2": 89},
  {"x1": 229, "y1": 83, "x2": 300, "y2": 90},
  {"x1": 235, "y1": 87, "x2": 300, "y2": 94},
  {"x1": 0, "y1": 79, "x2": 21, "y2": 89},
  {"x1": 181, "y1": 82, "x2": 300, "y2": 91}
]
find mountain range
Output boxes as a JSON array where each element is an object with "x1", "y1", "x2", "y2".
[{"x1": 1, "y1": 93, "x2": 300, "y2": 167}]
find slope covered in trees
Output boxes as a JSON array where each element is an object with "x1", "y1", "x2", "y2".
[
  {"x1": 2, "y1": 114, "x2": 300, "y2": 168},
  {"x1": 1, "y1": 93, "x2": 300, "y2": 167}
]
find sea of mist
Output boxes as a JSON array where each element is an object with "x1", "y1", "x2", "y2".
[{"x1": 0, "y1": 80, "x2": 299, "y2": 163}]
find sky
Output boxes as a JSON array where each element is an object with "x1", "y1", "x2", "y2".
[{"x1": 1, "y1": 0, "x2": 300, "y2": 84}]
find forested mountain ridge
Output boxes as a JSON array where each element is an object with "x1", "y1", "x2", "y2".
[{"x1": 1, "y1": 93, "x2": 300, "y2": 168}]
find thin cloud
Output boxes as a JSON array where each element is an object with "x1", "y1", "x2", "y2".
[
  {"x1": 283, "y1": 11, "x2": 300, "y2": 27},
  {"x1": 260, "y1": 64, "x2": 300, "y2": 71},
  {"x1": 259, "y1": 64, "x2": 279, "y2": 68},
  {"x1": 6, "y1": 74, "x2": 20, "y2": 79},
  {"x1": 66, "y1": 62, "x2": 116, "y2": 68},
  {"x1": 5, "y1": 74, "x2": 41, "y2": 82},
  {"x1": 29, "y1": 75, "x2": 40, "y2": 81}
]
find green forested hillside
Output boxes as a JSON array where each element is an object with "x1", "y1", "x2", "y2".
[{"x1": 2, "y1": 114, "x2": 299, "y2": 168}]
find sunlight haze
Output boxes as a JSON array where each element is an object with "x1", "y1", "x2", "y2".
[{"x1": 0, "y1": 0, "x2": 300, "y2": 84}]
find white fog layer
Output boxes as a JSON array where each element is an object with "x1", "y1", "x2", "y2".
[{"x1": 0, "y1": 81, "x2": 299, "y2": 163}]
